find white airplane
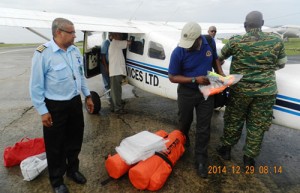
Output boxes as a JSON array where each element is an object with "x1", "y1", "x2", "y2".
[
  {"x1": 0, "y1": 7, "x2": 299, "y2": 131},
  {"x1": 272, "y1": 25, "x2": 300, "y2": 38}
]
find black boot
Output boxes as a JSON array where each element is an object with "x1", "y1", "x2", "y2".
[
  {"x1": 216, "y1": 145, "x2": 231, "y2": 160},
  {"x1": 243, "y1": 155, "x2": 255, "y2": 167}
]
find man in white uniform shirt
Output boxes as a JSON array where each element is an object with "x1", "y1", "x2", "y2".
[{"x1": 30, "y1": 18, "x2": 94, "y2": 193}]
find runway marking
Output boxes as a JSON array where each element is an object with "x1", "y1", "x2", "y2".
[{"x1": 0, "y1": 48, "x2": 33, "y2": 54}]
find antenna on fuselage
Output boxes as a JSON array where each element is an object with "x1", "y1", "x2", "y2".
[
  {"x1": 164, "y1": 7, "x2": 179, "y2": 25},
  {"x1": 129, "y1": 0, "x2": 143, "y2": 21}
]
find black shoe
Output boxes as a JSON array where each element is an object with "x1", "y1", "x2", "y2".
[
  {"x1": 243, "y1": 155, "x2": 255, "y2": 167},
  {"x1": 67, "y1": 171, "x2": 87, "y2": 184},
  {"x1": 216, "y1": 145, "x2": 231, "y2": 160},
  {"x1": 197, "y1": 163, "x2": 208, "y2": 178},
  {"x1": 53, "y1": 184, "x2": 69, "y2": 193}
]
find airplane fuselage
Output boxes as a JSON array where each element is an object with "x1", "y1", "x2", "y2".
[{"x1": 83, "y1": 29, "x2": 300, "y2": 130}]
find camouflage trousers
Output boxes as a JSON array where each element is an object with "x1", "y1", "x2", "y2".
[{"x1": 221, "y1": 92, "x2": 276, "y2": 158}]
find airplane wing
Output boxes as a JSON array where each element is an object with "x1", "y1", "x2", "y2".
[
  {"x1": 0, "y1": 7, "x2": 247, "y2": 35},
  {"x1": 0, "y1": 7, "x2": 143, "y2": 33}
]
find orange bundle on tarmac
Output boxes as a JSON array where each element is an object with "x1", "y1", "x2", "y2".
[
  {"x1": 128, "y1": 130, "x2": 185, "y2": 191},
  {"x1": 105, "y1": 130, "x2": 169, "y2": 179}
]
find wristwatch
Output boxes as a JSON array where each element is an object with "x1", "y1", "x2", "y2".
[{"x1": 191, "y1": 77, "x2": 196, "y2": 83}]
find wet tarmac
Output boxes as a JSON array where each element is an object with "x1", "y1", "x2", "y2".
[{"x1": 0, "y1": 46, "x2": 299, "y2": 193}]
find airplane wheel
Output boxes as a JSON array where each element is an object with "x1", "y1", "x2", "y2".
[{"x1": 85, "y1": 91, "x2": 101, "y2": 114}]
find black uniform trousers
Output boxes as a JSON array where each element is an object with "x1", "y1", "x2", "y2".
[
  {"x1": 177, "y1": 84, "x2": 214, "y2": 164},
  {"x1": 44, "y1": 95, "x2": 84, "y2": 187}
]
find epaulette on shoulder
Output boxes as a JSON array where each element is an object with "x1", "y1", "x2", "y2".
[{"x1": 36, "y1": 45, "x2": 47, "y2": 53}]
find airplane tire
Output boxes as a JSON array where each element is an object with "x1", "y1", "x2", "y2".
[{"x1": 85, "y1": 91, "x2": 101, "y2": 114}]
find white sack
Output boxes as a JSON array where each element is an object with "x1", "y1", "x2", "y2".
[{"x1": 20, "y1": 152, "x2": 47, "y2": 181}]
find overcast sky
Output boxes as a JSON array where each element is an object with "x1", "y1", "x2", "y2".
[{"x1": 1, "y1": 0, "x2": 300, "y2": 43}]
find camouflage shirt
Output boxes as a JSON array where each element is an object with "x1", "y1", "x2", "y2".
[{"x1": 219, "y1": 28, "x2": 287, "y2": 96}]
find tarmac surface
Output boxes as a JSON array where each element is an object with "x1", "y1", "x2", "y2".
[{"x1": 0, "y1": 46, "x2": 300, "y2": 193}]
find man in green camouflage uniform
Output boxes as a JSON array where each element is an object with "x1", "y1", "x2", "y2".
[{"x1": 216, "y1": 11, "x2": 287, "y2": 167}]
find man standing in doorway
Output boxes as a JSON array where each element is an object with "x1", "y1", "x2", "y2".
[{"x1": 108, "y1": 33, "x2": 131, "y2": 114}]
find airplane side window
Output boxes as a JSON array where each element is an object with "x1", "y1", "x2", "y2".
[
  {"x1": 148, "y1": 41, "x2": 165, "y2": 60},
  {"x1": 129, "y1": 36, "x2": 144, "y2": 55},
  {"x1": 130, "y1": 41, "x2": 144, "y2": 55}
]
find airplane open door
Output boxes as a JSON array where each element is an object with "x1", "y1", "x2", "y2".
[
  {"x1": 83, "y1": 31, "x2": 104, "y2": 78},
  {"x1": 83, "y1": 31, "x2": 105, "y2": 114}
]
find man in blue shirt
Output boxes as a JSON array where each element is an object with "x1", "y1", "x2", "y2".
[
  {"x1": 101, "y1": 32, "x2": 112, "y2": 98},
  {"x1": 168, "y1": 22, "x2": 224, "y2": 178},
  {"x1": 30, "y1": 18, "x2": 94, "y2": 193}
]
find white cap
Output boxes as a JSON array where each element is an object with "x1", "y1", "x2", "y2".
[{"x1": 179, "y1": 22, "x2": 202, "y2": 48}]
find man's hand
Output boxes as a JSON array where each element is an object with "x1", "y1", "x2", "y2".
[
  {"x1": 86, "y1": 97, "x2": 94, "y2": 113},
  {"x1": 195, "y1": 76, "x2": 210, "y2": 85},
  {"x1": 42, "y1": 113, "x2": 53, "y2": 127}
]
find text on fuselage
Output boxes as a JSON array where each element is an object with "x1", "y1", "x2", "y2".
[{"x1": 127, "y1": 66, "x2": 159, "y2": 86}]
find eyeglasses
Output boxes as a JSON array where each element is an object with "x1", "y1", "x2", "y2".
[
  {"x1": 59, "y1": 28, "x2": 76, "y2": 35},
  {"x1": 210, "y1": 30, "x2": 217, "y2": 33}
]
